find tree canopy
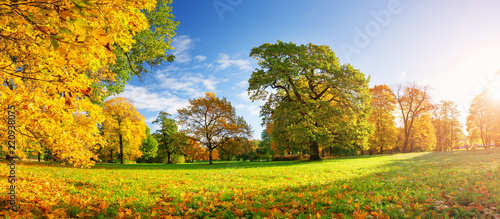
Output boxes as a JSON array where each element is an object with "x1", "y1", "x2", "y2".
[
  {"x1": 0, "y1": 0, "x2": 177, "y2": 167},
  {"x1": 177, "y1": 92, "x2": 252, "y2": 164},
  {"x1": 248, "y1": 41, "x2": 372, "y2": 160},
  {"x1": 103, "y1": 97, "x2": 146, "y2": 164},
  {"x1": 392, "y1": 83, "x2": 432, "y2": 153},
  {"x1": 152, "y1": 111, "x2": 179, "y2": 164}
]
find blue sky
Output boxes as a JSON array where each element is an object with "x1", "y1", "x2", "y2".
[{"x1": 117, "y1": 0, "x2": 500, "y2": 139}]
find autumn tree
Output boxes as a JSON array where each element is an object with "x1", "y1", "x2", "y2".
[
  {"x1": 467, "y1": 92, "x2": 499, "y2": 149},
  {"x1": 0, "y1": 0, "x2": 177, "y2": 167},
  {"x1": 177, "y1": 92, "x2": 252, "y2": 164},
  {"x1": 179, "y1": 136, "x2": 207, "y2": 163},
  {"x1": 432, "y1": 100, "x2": 463, "y2": 151},
  {"x1": 152, "y1": 111, "x2": 179, "y2": 164},
  {"x1": 103, "y1": 97, "x2": 146, "y2": 164},
  {"x1": 248, "y1": 41, "x2": 372, "y2": 160},
  {"x1": 368, "y1": 85, "x2": 398, "y2": 154},
  {"x1": 410, "y1": 113, "x2": 437, "y2": 152},
  {"x1": 392, "y1": 83, "x2": 432, "y2": 153},
  {"x1": 218, "y1": 138, "x2": 254, "y2": 161}
]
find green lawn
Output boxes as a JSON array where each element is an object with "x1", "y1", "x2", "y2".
[{"x1": 1, "y1": 148, "x2": 499, "y2": 218}]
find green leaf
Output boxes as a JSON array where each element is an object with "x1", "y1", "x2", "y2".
[{"x1": 51, "y1": 38, "x2": 59, "y2": 49}]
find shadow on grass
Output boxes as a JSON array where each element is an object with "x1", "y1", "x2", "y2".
[{"x1": 92, "y1": 159, "x2": 317, "y2": 170}]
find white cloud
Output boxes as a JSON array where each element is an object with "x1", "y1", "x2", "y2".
[
  {"x1": 155, "y1": 71, "x2": 220, "y2": 98},
  {"x1": 117, "y1": 85, "x2": 189, "y2": 114},
  {"x1": 234, "y1": 80, "x2": 248, "y2": 89},
  {"x1": 237, "y1": 90, "x2": 251, "y2": 101},
  {"x1": 171, "y1": 35, "x2": 196, "y2": 63},
  {"x1": 194, "y1": 55, "x2": 207, "y2": 62},
  {"x1": 234, "y1": 91, "x2": 262, "y2": 116},
  {"x1": 216, "y1": 53, "x2": 252, "y2": 71}
]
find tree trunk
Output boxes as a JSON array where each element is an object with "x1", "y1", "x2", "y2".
[
  {"x1": 209, "y1": 149, "x2": 213, "y2": 165},
  {"x1": 38, "y1": 152, "x2": 41, "y2": 162},
  {"x1": 321, "y1": 149, "x2": 324, "y2": 157},
  {"x1": 309, "y1": 141, "x2": 321, "y2": 161},
  {"x1": 110, "y1": 149, "x2": 113, "y2": 162},
  {"x1": 119, "y1": 134, "x2": 124, "y2": 164},
  {"x1": 167, "y1": 151, "x2": 172, "y2": 164},
  {"x1": 403, "y1": 134, "x2": 409, "y2": 153},
  {"x1": 379, "y1": 145, "x2": 383, "y2": 155}
]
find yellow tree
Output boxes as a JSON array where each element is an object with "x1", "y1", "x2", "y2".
[
  {"x1": 411, "y1": 113, "x2": 437, "y2": 152},
  {"x1": 392, "y1": 83, "x2": 432, "y2": 153},
  {"x1": 368, "y1": 85, "x2": 398, "y2": 154},
  {"x1": 432, "y1": 100, "x2": 463, "y2": 151},
  {"x1": 103, "y1": 97, "x2": 146, "y2": 164},
  {"x1": 467, "y1": 91, "x2": 499, "y2": 149},
  {"x1": 0, "y1": 0, "x2": 164, "y2": 167},
  {"x1": 177, "y1": 92, "x2": 252, "y2": 164}
]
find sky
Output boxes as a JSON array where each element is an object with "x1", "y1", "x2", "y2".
[{"x1": 117, "y1": 0, "x2": 500, "y2": 139}]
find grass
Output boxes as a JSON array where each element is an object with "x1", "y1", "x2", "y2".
[{"x1": 0, "y1": 148, "x2": 499, "y2": 218}]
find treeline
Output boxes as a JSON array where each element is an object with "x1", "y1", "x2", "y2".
[{"x1": 248, "y1": 41, "x2": 500, "y2": 159}]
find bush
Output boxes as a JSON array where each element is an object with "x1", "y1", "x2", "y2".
[
  {"x1": 272, "y1": 155, "x2": 305, "y2": 161},
  {"x1": 259, "y1": 154, "x2": 272, "y2": 161}
]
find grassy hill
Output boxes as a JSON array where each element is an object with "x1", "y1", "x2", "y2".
[{"x1": 1, "y1": 148, "x2": 499, "y2": 218}]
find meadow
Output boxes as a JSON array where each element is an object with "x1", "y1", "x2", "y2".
[{"x1": 1, "y1": 148, "x2": 499, "y2": 218}]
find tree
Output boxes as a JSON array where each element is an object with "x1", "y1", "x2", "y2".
[
  {"x1": 140, "y1": 127, "x2": 159, "y2": 160},
  {"x1": 467, "y1": 92, "x2": 498, "y2": 149},
  {"x1": 257, "y1": 130, "x2": 273, "y2": 159},
  {"x1": 101, "y1": 0, "x2": 179, "y2": 98},
  {"x1": 180, "y1": 136, "x2": 207, "y2": 163},
  {"x1": 411, "y1": 113, "x2": 437, "y2": 152},
  {"x1": 432, "y1": 100, "x2": 463, "y2": 151},
  {"x1": 218, "y1": 138, "x2": 254, "y2": 161},
  {"x1": 368, "y1": 85, "x2": 398, "y2": 154},
  {"x1": 103, "y1": 97, "x2": 146, "y2": 164},
  {"x1": 152, "y1": 111, "x2": 178, "y2": 164},
  {"x1": 248, "y1": 41, "x2": 372, "y2": 160},
  {"x1": 392, "y1": 83, "x2": 432, "y2": 153},
  {"x1": 177, "y1": 92, "x2": 252, "y2": 164},
  {"x1": 0, "y1": 0, "x2": 176, "y2": 167}
]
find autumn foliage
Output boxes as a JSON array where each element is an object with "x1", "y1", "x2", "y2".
[
  {"x1": 177, "y1": 92, "x2": 252, "y2": 164},
  {"x1": 103, "y1": 97, "x2": 146, "y2": 164},
  {"x1": 0, "y1": 0, "x2": 164, "y2": 167}
]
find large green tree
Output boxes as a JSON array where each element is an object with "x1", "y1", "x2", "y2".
[
  {"x1": 152, "y1": 111, "x2": 178, "y2": 164},
  {"x1": 248, "y1": 41, "x2": 372, "y2": 160}
]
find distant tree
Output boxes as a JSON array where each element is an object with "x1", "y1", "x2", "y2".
[
  {"x1": 467, "y1": 92, "x2": 500, "y2": 149},
  {"x1": 177, "y1": 92, "x2": 252, "y2": 164},
  {"x1": 411, "y1": 113, "x2": 437, "y2": 152},
  {"x1": 139, "y1": 127, "x2": 159, "y2": 160},
  {"x1": 248, "y1": 41, "x2": 372, "y2": 160},
  {"x1": 368, "y1": 85, "x2": 398, "y2": 154},
  {"x1": 152, "y1": 111, "x2": 179, "y2": 164},
  {"x1": 257, "y1": 130, "x2": 273, "y2": 159},
  {"x1": 218, "y1": 138, "x2": 254, "y2": 161},
  {"x1": 103, "y1": 97, "x2": 147, "y2": 164},
  {"x1": 432, "y1": 100, "x2": 463, "y2": 151},
  {"x1": 181, "y1": 138, "x2": 207, "y2": 163},
  {"x1": 392, "y1": 83, "x2": 432, "y2": 153}
]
